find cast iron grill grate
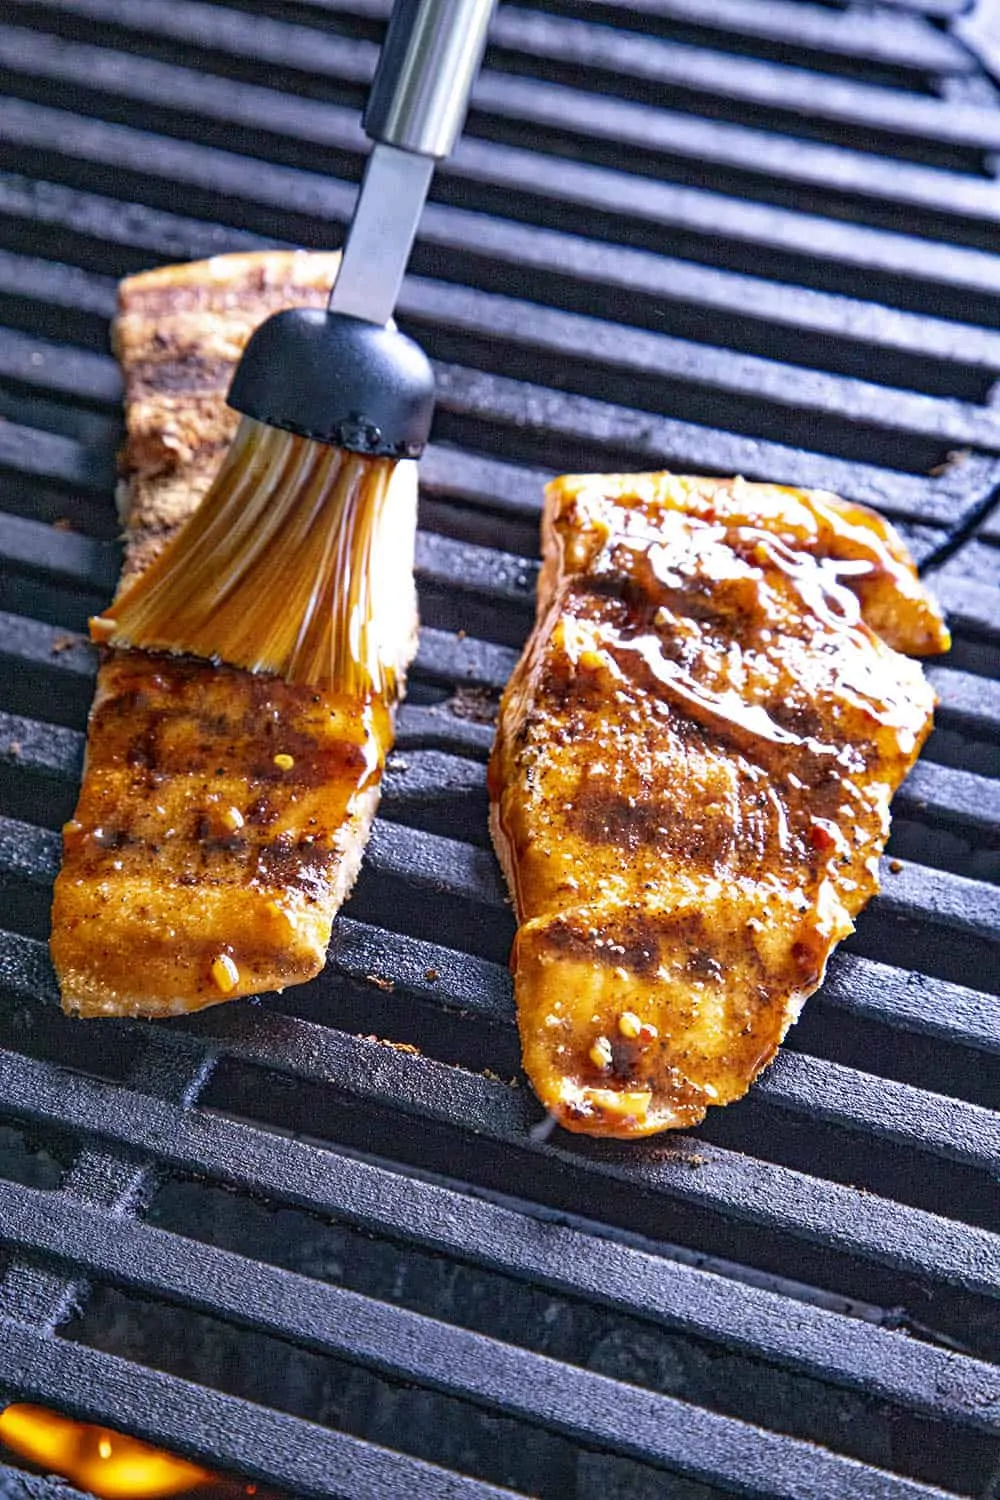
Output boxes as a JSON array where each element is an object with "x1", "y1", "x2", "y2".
[{"x1": 0, "y1": 1, "x2": 997, "y2": 1496}]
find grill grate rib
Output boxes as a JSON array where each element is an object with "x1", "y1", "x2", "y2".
[{"x1": 0, "y1": 1, "x2": 998, "y2": 1496}]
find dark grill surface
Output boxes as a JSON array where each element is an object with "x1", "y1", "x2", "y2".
[{"x1": 0, "y1": 1, "x2": 998, "y2": 1496}]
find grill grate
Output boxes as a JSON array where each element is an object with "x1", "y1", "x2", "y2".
[{"x1": 0, "y1": 1, "x2": 998, "y2": 1496}]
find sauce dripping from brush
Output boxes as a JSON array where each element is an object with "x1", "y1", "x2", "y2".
[{"x1": 92, "y1": 417, "x2": 399, "y2": 700}]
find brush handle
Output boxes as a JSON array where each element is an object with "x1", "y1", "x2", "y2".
[{"x1": 364, "y1": 0, "x2": 496, "y2": 160}]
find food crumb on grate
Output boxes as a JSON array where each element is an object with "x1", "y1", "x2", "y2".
[
  {"x1": 365, "y1": 973, "x2": 395, "y2": 991},
  {"x1": 446, "y1": 686, "x2": 500, "y2": 723}
]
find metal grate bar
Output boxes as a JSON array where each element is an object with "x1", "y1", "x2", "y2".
[
  {"x1": 0, "y1": 420, "x2": 108, "y2": 497},
  {"x1": 13, "y1": 0, "x2": 978, "y2": 91},
  {"x1": 5, "y1": 217, "x2": 1000, "y2": 413},
  {"x1": 4, "y1": 57, "x2": 1000, "y2": 314},
  {"x1": 529, "y1": 0, "x2": 971, "y2": 70},
  {"x1": 925, "y1": 664, "x2": 1000, "y2": 738},
  {"x1": 1, "y1": 29, "x2": 999, "y2": 326},
  {"x1": 0, "y1": 1322, "x2": 521, "y2": 1500},
  {"x1": 0, "y1": 1179, "x2": 970, "y2": 1500},
  {"x1": 933, "y1": 573, "x2": 1000, "y2": 637},
  {"x1": 0, "y1": 930, "x2": 995, "y2": 1374},
  {"x1": 0, "y1": 902, "x2": 996, "y2": 1307},
  {"x1": 11, "y1": 268, "x2": 1000, "y2": 465},
  {"x1": 488, "y1": 7, "x2": 995, "y2": 148},
  {"x1": 503, "y1": 0, "x2": 973, "y2": 74},
  {"x1": 396, "y1": 281, "x2": 1000, "y2": 451},
  {"x1": 0, "y1": 1047, "x2": 212, "y2": 1329},
  {"x1": 0, "y1": 1459, "x2": 92, "y2": 1498},
  {"x1": 430, "y1": 365, "x2": 999, "y2": 524},
  {"x1": 2, "y1": 350, "x2": 990, "y2": 536},
  {"x1": 5, "y1": 926, "x2": 996, "y2": 1440},
  {"x1": 12, "y1": 0, "x2": 992, "y2": 151},
  {"x1": 813, "y1": 950, "x2": 1000, "y2": 1054},
  {"x1": 893, "y1": 758, "x2": 1000, "y2": 839},
  {"x1": 861, "y1": 0, "x2": 968, "y2": 16},
  {"x1": 0, "y1": 20, "x2": 995, "y2": 242}
]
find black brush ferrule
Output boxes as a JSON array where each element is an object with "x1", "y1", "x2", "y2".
[{"x1": 228, "y1": 308, "x2": 435, "y2": 458}]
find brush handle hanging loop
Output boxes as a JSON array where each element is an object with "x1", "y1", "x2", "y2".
[{"x1": 364, "y1": 0, "x2": 496, "y2": 159}]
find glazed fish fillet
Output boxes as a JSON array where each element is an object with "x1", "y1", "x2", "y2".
[
  {"x1": 50, "y1": 252, "x2": 418, "y2": 1017},
  {"x1": 488, "y1": 473, "x2": 950, "y2": 1138}
]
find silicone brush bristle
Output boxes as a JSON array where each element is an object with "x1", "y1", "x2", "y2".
[{"x1": 92, "y1": 417, "x2": 398, "y2": 697}]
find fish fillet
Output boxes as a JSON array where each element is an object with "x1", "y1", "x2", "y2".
[
  {"x1": 50, "y1": 251, "x2": 418, "y2": 1016},
  {"x1": 488, "y1": 473, "x2": 950, "y2": 1138}
]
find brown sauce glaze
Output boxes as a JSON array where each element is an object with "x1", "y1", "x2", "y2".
[
  {"x1": 52, "y1": 650, "x2": 393, "y2": 1016},
  {"x1": 489, "y1": 473, "x2": 949, "y2": 1139}
]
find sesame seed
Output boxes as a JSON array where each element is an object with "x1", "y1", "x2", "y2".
[
  {"x1": 210, "y1": 954, "x2": 240, "y2": 994},
  {"x1": 618, "y1": 1011, "x2": 642, "y2": 1040},
  {"x1": 221, "y1": 806, "x2": 244, "y2": 832},
  {"x1": 273, "y1": 753, "x2": 295, "y2": 770},
  {"x1": 589, "y1": 1035, "x2": 613, "y2": 1070}
]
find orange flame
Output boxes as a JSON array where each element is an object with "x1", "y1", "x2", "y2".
[{"x1": 0, "y1": 1404, "x2": 220, "y2": 1499}]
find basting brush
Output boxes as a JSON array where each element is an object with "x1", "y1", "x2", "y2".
[{"x1": 92, "y1": 0, "x2": 496, "y2": 698}]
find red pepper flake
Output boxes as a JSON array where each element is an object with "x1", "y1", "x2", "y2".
[{"x1": 810, "y1": 820, "x2": 837, "y2": 852}]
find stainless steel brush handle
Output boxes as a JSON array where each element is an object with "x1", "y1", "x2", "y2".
[
  {"x1": 329, "y1": 0, "x2": 493, "y2": 326},
  {"x1": 364, "y1": 0, "x2": 496, "y2": 159}
]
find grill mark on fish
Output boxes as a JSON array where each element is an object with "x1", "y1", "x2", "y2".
[
  {"x1": 128, "y1": 357, "x2": 234, "y2": 395},
  {"x1": 569, "y1": 792, "x2": 739, "y2": 866}
]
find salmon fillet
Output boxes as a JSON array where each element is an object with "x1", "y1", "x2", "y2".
[
  {"x1": 50, "y1": 252, "x2": 418, "y2": 1017},
  {"x1": 488, "y1": 473, "x2": 950, "y2": 1138}
]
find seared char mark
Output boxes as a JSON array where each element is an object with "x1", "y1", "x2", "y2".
[
  {"x1": 570, "y1": 791, "x2": 737, "y2": 866},
  {"x1": 128, "y1": 356, "x2": 233, "y2": 396},
  {"x1": 541, "y1": 911, "x2": 662, "y2": 978}
]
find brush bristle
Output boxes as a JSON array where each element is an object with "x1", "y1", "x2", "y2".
[{"x1": 93, "y1": 417, "x2": 398, "y2": 697}]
